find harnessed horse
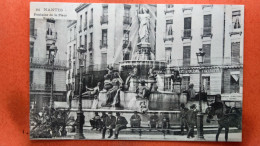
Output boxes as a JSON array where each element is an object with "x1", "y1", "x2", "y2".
[{"x1": 205, "y1": 102, "x2": 242, "y2": 142}]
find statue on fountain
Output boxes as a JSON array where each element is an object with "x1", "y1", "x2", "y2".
[
  {"x1": 124, "y1": 67, "x2": 138, "y2": 91},
  {"x1": 136, "y1": 80, "x2": 152, "y2": 99},
  {"x1": 148, "y1": 67, "x2": 157, "y2": 80},
  {"x1": 138, "y1": 7, "x2": 150, "y2": 43},
  {"x1": 82, "y1": 82, "x2": 101, "y2": 99},
  {"x1": 103, "y1": 66, "x2": 114, "y2": 92},
  {"x1": 105, "y1": 72, "x2": 124, "y2": 107}
]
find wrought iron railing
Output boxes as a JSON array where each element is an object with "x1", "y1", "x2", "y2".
[
  {"x1": 89, "y1": 19, "x2": 93, "y2": 28},
  {"x1": 100, "y1": 40, "x2": 108, "y2": 48},
  {"x1": 168, "y1": 57, "x2": 243, "y2": 67},
  {"x1": 164, "y1": 6, "x2": 174, "y2": 14},
  {"x1": 123, "y1": 40, "x2": 131, "y2": 49},
  {"x1": 30, "y1": 57, "x2": 67, "y2": 68},
  {"x1": 123, "y1": 16, "x2": 132, "y2": 25},
  {"x1": 163, "y1": 34, "x2": 174, "y2": 42},
  {"x1": 30, "y1": 83, "x2": 56, "y2": 91},
  {"x1": 201, "y1": 27, "x2": 212, "y2": 38},
  {"x1": 182, "y1": 29, "x2": 192, "y2": 39},
  {"x1": 100, "y1": 15, "x2": 108, "y2": 24},
  {"x1": 46, "y1": 32, "x2": 57, "y2": 40}
]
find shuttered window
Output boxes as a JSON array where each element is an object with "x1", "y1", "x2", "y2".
[
  {"x1": 203, "y1": 15, "x2": 212, "y2": 35},
  {"x1": 182, "y1": 76, "x2": 190, "y2": 90},
  {"x1": 231, "y1": 42, "x2": 240, "y2": 64},
  {"x1": 184, "y1": 17, "x2": 191, "y2": 37},
  {"x1": 202, "y1": 44, "x2": 211, "y2": 64},
  {"x1": 183, "y1": 46, "x2": 191, "y2": 66}
]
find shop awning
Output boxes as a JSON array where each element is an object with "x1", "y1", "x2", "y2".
[
  {"x1": 231, "y1": 74, "x2": 239, "y2": 82},
  {"x1": 66, "y1": 90, "x2": 72, "y2": 104}
]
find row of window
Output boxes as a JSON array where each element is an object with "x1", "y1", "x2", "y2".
[
  {"x1": 165, "y1": 10, "x2": 242, "y2": 39},
  {"x1": 165, "y1": 42, "x2": 241, "y2": 65},
  {"x1": 78, "y1": 5, "x2": 131, "y2": 32},
  {"x1": 30, "y1": 71, "x2": 52, "y2": 85},
  {"x1": 164, "y1": 73, "x2": 240, "y2": 94}
]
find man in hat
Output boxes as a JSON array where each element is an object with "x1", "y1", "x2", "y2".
[
  {"x1": 180, "y1": 103, "x2": 189, "y2": 135},
  {"x1": 89, "y1": 112, "x2": 102, "y2": 130},
  {"x1": 114, "y1": 112, "x2": 128, "y2": 139},
  {"x1": 149, "y1": 112, "x2": 159, "y2": 129},
  {"x1": 101, "y1": 111, "x2": 116, "y2": 139},
  {"x1": 130, "y1": 111, "x2": 141, "y2": 128},
  {"x1": 161, "y1": 112, "x2": 170, "y2": 129},
  {"x1": 186, "y1": 104, "x2": 198, "y2": 138}
]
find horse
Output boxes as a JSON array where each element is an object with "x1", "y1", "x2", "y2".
[{"x1": 205, "y1": 102, "x2": 242, "y2": 142}]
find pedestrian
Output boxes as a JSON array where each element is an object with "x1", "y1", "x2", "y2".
[
  {"x1": 130, "y1": 111, "x2": 141, "y2": 128},
  {"x1": 188, "y1": 83, "x2": 196, "y2": 100},
  {"x1": 161, "y1": 112, "x2": 170, "y2": 134},
  {"x1": 186, "y1": 104, "x2": 197, "y2": 138},
  {"x1": 180, "y1": 103, "x2": 189, "y2": 135},
  {"x1": 161, "y1": 112, "x2": 170, "y2": 129},
  {"x1": 101, "y1": 111, "x2": 116, "y2": 139},
  {"x1": 114, "y1": 112, "x2": 128, "y2": 139},
  {"x1": 149, "y1": 112, "x2": 159, "y2": 129},
  {"x1": 89, "y1": 112, "x2": 102, "y2": 130}
]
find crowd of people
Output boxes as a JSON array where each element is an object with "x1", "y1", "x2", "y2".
[{"x1": 88, "y1": 103, "x2": 198, "y2": 139}]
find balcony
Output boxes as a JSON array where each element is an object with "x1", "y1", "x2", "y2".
[
  {"x1": 88, "y1": 42, "x2": 93, "y2": 51},
  {"x1": 163, "y1": 35, "x2": 174, "y2": 42},
  {"x1": 182, "y1": 29, "x2": 192, "y2": 40},
  {"x1": 123, "y1": 40, "x2": 131, "y2": 49},
  {"x1": 123, "y1": 16, "x2": 132, "y2": 25},
  {"x1": 30, "y1": 29, "x2": 37, "y2": 39},
  {"x1": 30, "y1": 83, "x2": 56, "y2": 91},
  {"x1": 100, "y1": 15, "x2": 108, "y2": 25},
  {"x1": 78, "y1": 26, "x2": 82, "y2": 33},
  {"x1": 168, "y1": 57, "x2": 243, "y2": 67},
  {"x1": 100, "y1": 40, "x2": 108, "y2": 48},
  {"x1": 84, "y1": 22, "x2": 88, "y2": 31},
  {"x1": 229, "y1": 24, "x2": 243, "y2": 37},
  {"x1": 164, "y1": 7, "x2": 174, "y2": 14},
  {"x1": 89, "y1": 19, "x2": 93, "y2": 28},
  {"x1": 46, "y1": 32, "x2": 57, "y2": 42},
  {"x1": 201, "y1": 27, "x2": 213, "y2": 38},
  {"x1": 202, "y1": 5, "x2": 213, "y2": 9},
  {"x1": 30, "y1": 57, "x2": 67, "y2": 69}
]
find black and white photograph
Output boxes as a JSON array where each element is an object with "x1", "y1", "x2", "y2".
[{"x1": 29, "y1": 2, "x2": 244, "y2": 141}]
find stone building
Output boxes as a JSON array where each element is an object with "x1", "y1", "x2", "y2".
[
  {"x1": 71, "y1": 4, "x2": 244, "y2": 99},
  {"x1": 156, "y1": 4, "x2": 243, "y2": 99},
  {"x1": 30, "y1": 18, "x2": 68, "y2": 112}
]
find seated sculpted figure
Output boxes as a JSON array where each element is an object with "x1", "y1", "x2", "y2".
[
  {"x1": 106, "y1": 72, "x2": 123, "y2": 107},
  {"x1": 82, "y1": 82, "x2": 101, "y2": 99},
  {"x1": 103, "y1": 66, "x2": 114, "y2": 92},
  {"x1": 125, "y1": 67, "x2": 138, "y2": 91},
  {"x1": 148, "y1": 67, "x2": 157, "y2": 80},
  {"x1": 136, "y1": 80, "x2": 152, "y2": 99}
]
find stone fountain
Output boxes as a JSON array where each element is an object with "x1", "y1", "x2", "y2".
[{"x1": 95, "y1": 7, "x2": 180, "y2": 111}]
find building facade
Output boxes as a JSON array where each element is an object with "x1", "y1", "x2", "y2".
[
  {"x1": 66, "y1": 20, "x2": 77, "y2": 92},
  {"x1": 157, "y1": 4, "x2": 243, "y2": 97},
  {"x1": 30, "y1": 18, "x2": 68, "y2": 112},
  {"x1": 71, "y1": 4, "x2": 244, "y2": 98}
]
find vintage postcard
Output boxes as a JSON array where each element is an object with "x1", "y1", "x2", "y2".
[{"x1": 30, "y1": 2, "x2": 243, "y2": 141}]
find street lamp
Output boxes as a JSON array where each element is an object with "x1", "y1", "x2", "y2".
[
  {"x1": 49, "y1": 43, "x2": 58, "y2": 111},
  {"x1": 196, "y1": 48, "x2": 205, "y2": 140},
  {"x1": 74, "y1": 45, "x2": 87, "y2": 139}
]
